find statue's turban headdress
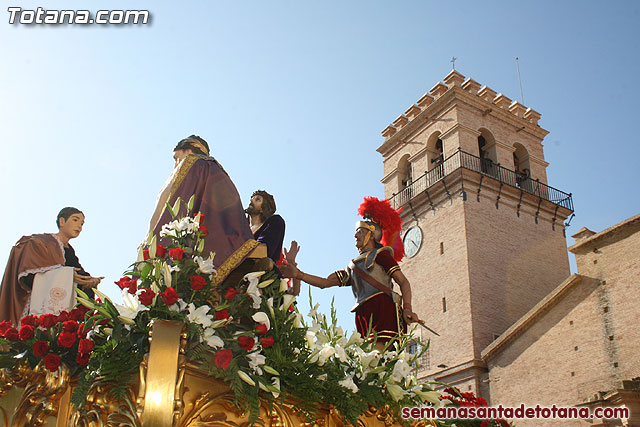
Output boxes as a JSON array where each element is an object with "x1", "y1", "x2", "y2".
[{"x1": 174, "y1": 135, "x2": 210, "y2": 157}]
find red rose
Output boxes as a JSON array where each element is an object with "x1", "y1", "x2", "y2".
[
  {"x1": 190, "y1": 275, "x2": 207, "y2": 291},
  {"x1": 43, "y1": 354, "x2": 62, "y2": 372},
  {"x1": 168, "y1": 248, "x2": 185, "y2": 261},
  {"x1": 19, "y1": 325, "x2": 35, "y2": 341},
  {"x1": 20, "y1": 315, "x2": 38, "y2": 327},
  {"x1": 214, "y1": 349, "x2": 232, "y2": 370},
  {"x1": 143, "y1": 249, "x2": 150, "y2": 260},
  {"x1": 238, "y1": 336, "x2": 255, "y2": 351},
  {"x1": 78, "y1": 338, "x2": 95, "y2": 354},
  {"x1": 224, "y1": 287, "x2": 238, "y2": 301},
  {"x1": 138, "y1": 288, "x2": 156, "y2": 306},
  {"x1": 199, "y1": 225, "x2": 209, "y2": 236},
  {"x1": 39, "y1": 314, "x2": 58, "y2": 328},
  {"x1": 0, "y1": 321, "x2": 11, "y2": 334},
  {"x1": 161, "y1": 287, "x2": 179, "y2": 306},
  {"x1": 32, "y1": 340, "x2": 50, "y2": 357},
  {"x1": 115, "y1": 277, "x2": 137, "y2": 294},
  {"x1": 255, "y1": 324, "x2": 268, "y2": 335},
  {"x1": 57, "y1": 331, "x2": 77, "y2": 348},
  {"x1": 215, "y1": 309, "x2": 229, "y2": 321},
  {"x1": 57, "y1": 311, "x2": 69, "y2": 322},
  {"x1": 63, "y1": 320, "x2": 79, "y2": 333},
  {"x1": 156, "y1": 245, "x2": 167, "y2": 258},
  {"x1": 261, "y1": 336, "x2": 274, "y2": 348},
  {"x1": 68, "y1": 308, "x2": 84, "y2": 321},
  {"x1": 76, "y1": 352, "x2": 90, "y2": 366},
  {"x1": 480, "y1": 422, "x2": 488, "y2": 427},
  {"x1": 4, "y1": 328, "x2": 19, "y2": 341}
]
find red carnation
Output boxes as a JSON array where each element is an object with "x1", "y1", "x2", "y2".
[
  {"x1": 168, "y1": 248, "x2": 185, "y2": 261},
  {"x1": 32, "y1": 340, "x2": 50, "y2": 357},
  {"x1": 4, "y1": 328, "x2": 19, "y2": 341},
  {"x1": 161, "y1": 287, "x2": 179, "y2": 306},
  {"x1": 215, "y1": 309, "x2": 229, "y2": 321},
  {"x1": 261, "y1": 336, "x2": 274, "y2": 348},
  {"x1": 78, "y1": 338, "x2": 95, "y2": 355},
  {"x1": 0, "y1": 321, "x2": 11, "y2": 335},
  {"x1": 19, "y1": 325, "x2": 35, "y2": 341},
  {"x1": 238, "y1": 336, "x2": 255, "y2": 351},
  {"x1": 63, "y1": 320, "x2": 79, "y2": 333},
  {"x1": 39, "y1": 314, "x2": 58, "y2": 328},
  {"x1": 199, "y1": 225, "x2": 209, "y2": 236},
  {"x1": 138, "y1": 288, "x2": 156, "y2": 306},
  {"x1": 190, "y1": 275, "x2": 207, "y2": 291},
  {"x1": 57, "y1": 331, "x2": 77, "y2": 348},
  {"x1": 224, "y1": 287, "x2": 238, "y2": 301},
  {"x1": 255, "y1": 324, "x2": 268, "y2": 335},
  {"x1": 20, "y1": 315, "x2": 38, "y2": 327},
  {"x1": 43, "y1": 354, "x2": 62, "y2": 372},
  {"x1": 214, "y1": 349, "x2": 232, "y2": 370},
  {"x1": 76, "y1": 352, "x2": 90, "y2": 366},
  {"x1": 68, "y1": 308, "x2": 84, "y2": 322}
]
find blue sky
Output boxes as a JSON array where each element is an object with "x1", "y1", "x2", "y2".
[{"x1": 1, "y1": 1, "x2": 639, "y2": 330}]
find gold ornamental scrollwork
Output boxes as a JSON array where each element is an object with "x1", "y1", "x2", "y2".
[{"x1": 67, "y1": 379, "x2": 142, "y2": 427}]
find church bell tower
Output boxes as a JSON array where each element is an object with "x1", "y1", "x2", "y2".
[{"x1": 377, "y1": 70, "x2": 574, "y2": 398}]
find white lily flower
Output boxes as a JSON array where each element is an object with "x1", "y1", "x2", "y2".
[
  {"x1": 159, "y1": 223, "x2": 177, "y2": 238},
  {"x1": 281, "y1": 294, "x2": 295, "y2": 312},
  {"x1": 115, "y1": 289, "x2": 148, "y2": 320},
  {"x1": 279, "y1": 279, "x2": 289, "y2": 292},
  {"x1": 169, "y1": 298, "x2": 188, "y2": 313},
  {"x1": 203, "y1": 328, "x2": 224, "y2": 348},
  {"x1": 161, "y1": 263, "x2": 172, "y2": 288},
  {"x1": 246, "y1": 278, "x2": 262, "y2": 309},
  {"x1": 266, "y1": 297, "x2": 275, "y2": 318},
  {"x1": 338, "y1": 376, "x2": 359, "y2": 393},
  {"x1": 271, "y1": 376, "x2": 280, "y2": 398},
  {"x1": 391, "y1": 359, "x2": 412, "y2": 383},
  {"x1": 247, "y1": 351, "x2": 266, "y2": 375},
  {"x1": 210, "y1": 318, "x2": 231, "y2": 328},
  {"x1": 251, "y1": 312, "x2": 270, "y2": 330},
  {"x1": 194, "y1": 256, "x2": 217, "y2": 275},
  {"x1": 414, "y1": 389, "x2": 442, "y2": 406},
  {"x1": 386, "y1": 382, "x2": 406, "y2": 401},
  {"x1": 186, "y1": 303, "x2": 212, "y2": 328}
]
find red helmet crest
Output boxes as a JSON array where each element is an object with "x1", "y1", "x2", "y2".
[{"x1": 357, "y1": 197, "x2": 404, "y2": 261}]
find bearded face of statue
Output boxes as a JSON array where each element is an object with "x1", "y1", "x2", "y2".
[
  {"x1": 245, "y1": 194, "x2": 264, "y2": 216},
  {"x1": 173, "y1": 149, "x2": 193, "y2": 168}
]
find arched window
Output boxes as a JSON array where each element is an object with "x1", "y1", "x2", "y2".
[
  {"x1": 513, "y1": 143, "x2": 532, "y2": 190},
  {"x1": 398, "y1": 154, "x2": 412, "y2": 189},
  {"x1": 477, "y1": 129, "x2": 498, "y2": 177}
]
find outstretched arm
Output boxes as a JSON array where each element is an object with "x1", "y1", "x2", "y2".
[{"x1": 280, "y1": 243, "x2": 341, "y2": 289}]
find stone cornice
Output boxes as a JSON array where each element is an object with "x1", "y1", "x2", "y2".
[
  {"x1": 378, "y1": 84, "x2": 549, "y2": 157},
  {"x1": 439, "y1": 122, "x2": 481, "y2": 141},
  {"x1": 568, "y1": 213, "x2": 640, "y2": 254}
]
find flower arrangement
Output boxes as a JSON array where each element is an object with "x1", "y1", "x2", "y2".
[
  {"x1": 438, "y1": 387, "x2": 513, "y2": 427},
  {"x1": 0, "y1": 195, "x2": 445, "y2": 425}
]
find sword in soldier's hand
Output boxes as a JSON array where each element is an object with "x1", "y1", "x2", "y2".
[{"x1": 406, "y1": 313, "x2": 440, "y2": 336}]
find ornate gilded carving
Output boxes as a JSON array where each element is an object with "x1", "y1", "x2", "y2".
[
  {"x1": 11, "y1": 363, "x2": 70, "y2": 427},
  {"x1": 67, "y1": 380, "x2": 141, "y2": 427}
]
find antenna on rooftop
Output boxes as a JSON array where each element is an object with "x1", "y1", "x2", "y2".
[
  {"x1": 451, "y1": 56, "x2": 457, "y2": 70},
  {"x1": 515, "y1": 57, "x2": 525, "y2": 104}
]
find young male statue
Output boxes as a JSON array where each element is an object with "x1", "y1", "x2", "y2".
[
  {"x1": 280, "y1": 197, "x2": 418, "y2": 349},
  {"x1": 0, "y1": 208, "x2": 103, "y2": 325},
  {"x1": 149, "y1": 135, "x2": 265, "y2": 286}
]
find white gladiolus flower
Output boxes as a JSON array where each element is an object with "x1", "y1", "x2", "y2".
[
  {"x1": 346, "y1": 330, "x2": 363, "y2": 347},
  {"x1": 334, "y1": 344, "x2": 348, "y2": 363},
  {"x1": 247, "y1": 351, "x2": 266, "y2": 375},
  {"x1": 115, "y1": 289, "x2": 148, "y2": 320},
  {"x1": 305, "y1": 331, "x2": 316, "y2": 348},
  {"x1": 203, "y1": 328, "x2": 224, "y2": 348},
  {"x1": 194, "y1": 256, "x2": 217, "y2": 275},
  {"x1": 308, "y1": 303, "x2": 320, "y2": 318},
  {"x1": 316, "y1": 344, "x2": 335, "y2": 365},
  {"x1": 339, "y1": 376, "x2": 359, "y2": 393},
  {"x1": 187, "y1": 303, "x2": 212, "y2": 328},
  {"x1": 251, "y1": 312, "x2": 270, "y2": 330}
]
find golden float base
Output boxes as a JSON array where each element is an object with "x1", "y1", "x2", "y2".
[{"x1": 0, "y1": 321, "x2": 437, "y2": 427}]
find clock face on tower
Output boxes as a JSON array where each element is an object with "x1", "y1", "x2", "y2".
[{"x1": 403, "y1": 226, "x2": 423, "y2": 258}]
